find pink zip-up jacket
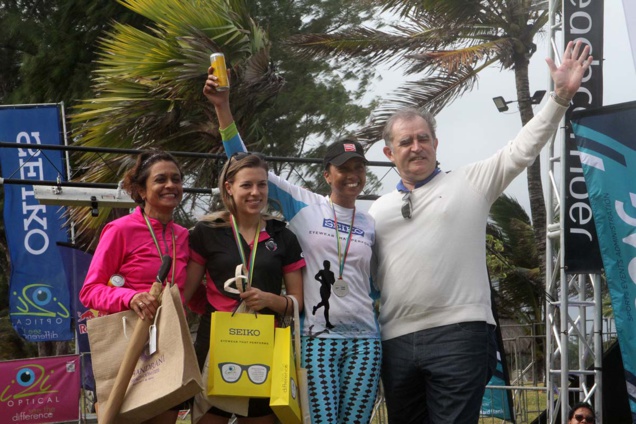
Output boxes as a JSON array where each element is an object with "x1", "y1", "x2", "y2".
[{"x1": 79, "y1": 207, "x2": 190, "y2": 314}]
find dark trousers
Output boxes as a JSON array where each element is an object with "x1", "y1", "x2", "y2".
[{"x1": 381, "y1": 321, "x2": 497, "y2": 424}]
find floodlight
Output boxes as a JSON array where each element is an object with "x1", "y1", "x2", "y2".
[{"x1": 492, "y1": 96, "x2": 511, "y2": 113}]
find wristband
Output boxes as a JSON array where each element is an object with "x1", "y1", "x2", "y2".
[
  {"x1": 550, "y1": 91, "x2": 571, "y2": 107},
  {"x1": 219, "y1": 121, "x2": 238, "y2": 141}
]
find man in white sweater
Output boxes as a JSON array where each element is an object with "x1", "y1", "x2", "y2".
[{"x1": 369, "y1": 41, "x2": 593, "y2": 424}]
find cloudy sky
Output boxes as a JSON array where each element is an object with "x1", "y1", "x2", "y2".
[{"x1": 360, "y1": 2, "x2": 636, "y2": 214}]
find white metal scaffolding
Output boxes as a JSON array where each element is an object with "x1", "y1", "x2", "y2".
[{"x1": 545, "y1": 1, "x2": 604, "y2": 422}]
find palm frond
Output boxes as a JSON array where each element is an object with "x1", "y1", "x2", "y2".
[
  {"x1": 288, "y1": 27, "x2": 419, "y2": 65},
  {"x1": 382, "y1": 0, "x2": 484, "y2": 20},
  {"x1": 489, "y1": 193, "x2": 537, "y2": 271},
  {"x1": 355, "y1": 66, "x2": 478, "y2": 143},
  {"x1": 68, "y1": 0, "x2": 280, "y2": 241},
  {"x1": 404, "y1": 38, "x2": 514, "y2": 75}
]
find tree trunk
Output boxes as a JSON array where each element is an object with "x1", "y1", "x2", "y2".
[
  {"x1": 513, "y1": 56, "x2": 547, "y2": 282},
  {"x1": 37, "y1": 341, "x2": 71, "y2": 357},
  {"x1": 514, "y1": 53, "x2": 547, "y2": 381}
]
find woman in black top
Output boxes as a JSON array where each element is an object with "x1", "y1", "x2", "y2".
[{"x1": 185, "y1": 153, "x2": 304, "y2": 424}]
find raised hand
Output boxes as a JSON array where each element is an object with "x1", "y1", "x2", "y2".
[
  {"x1": 546, "y1": 40, "x2": 593, "y2": 101},
  {"x1": 203, "y1": 65, "x2": 234, "y2": 128},
  {"x1": 202, "y1": 66, "x2": 230, "y2": 107}
]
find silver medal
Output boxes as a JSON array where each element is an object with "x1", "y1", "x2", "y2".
[{"x1": 333, "y1": 278, "x2": 349, "y2": 297}]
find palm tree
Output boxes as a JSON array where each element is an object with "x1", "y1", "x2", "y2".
[
  {"x1": 488, "y1": 194, "x2": 542, "y2": 324},
  {"x1": 487, "y1": 193, "x2": 545, "y2": 382},
  {"x1": 68, "y1": 0, "x2": 379, "y2": 247},
  {"x1": 69, "y1": 0, "x2": 282, "y2": 246},
  {"x1": 289, "y1": 0, "x2": 552, "y2": 278}
]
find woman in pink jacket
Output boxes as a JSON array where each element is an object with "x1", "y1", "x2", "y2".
[{"x1": 79, "y1": 150, "x2": 190, "y2": 423}]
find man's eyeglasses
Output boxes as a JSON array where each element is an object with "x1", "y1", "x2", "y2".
[
  {"x1": 573, "y1": 414, "x2": 595, "y2": 423},
  {"x1": 222, "y1": 152, "x2": 266, "y2": 183},
  {"x1": 401, "y1": 191, "x2": 412, "y2": 219},
  {"x1": 218, "y1": 362, "x2": 270, "y2": 384}
]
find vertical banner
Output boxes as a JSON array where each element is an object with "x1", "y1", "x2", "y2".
[
  {"x1": 572, "y1": 101, "x2": 636, "y2": 421},
  {"x1": 58, "y1": 243, "x2": 98, "y2": 392},
  {"x1": 481, "y1": 286, "x2": 515, "y2": 421},
  {"x1": 563, "y1": 0, "x2": 604, "y2": 273},
  {"x1": 623, "y1": 0, "x2": 636, "y2": 72},
  {"x1": 0, "y1": 355, "x2": 81, "y2": 423},
  {"x1": 0, "y1": 105, "x2": 72, "y2": 341}
]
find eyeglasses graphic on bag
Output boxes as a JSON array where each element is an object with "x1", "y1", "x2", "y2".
[
  {"x1": 218, "y1": 362, "x2": 270, "y2": 384},
  {"x1": 401, "y1": 191, "x2": 412, "y2": 219},
  {"x1": 573, "y1": 414, "x2": 595, "y2": 423}
]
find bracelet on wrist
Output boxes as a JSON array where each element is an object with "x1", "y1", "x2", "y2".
[{"x1": 550, "y1": 91, "x2": 571, "y2": 107}]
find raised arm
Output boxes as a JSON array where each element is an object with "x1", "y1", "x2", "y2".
[
  {"x1": 203, "y1": 66, "x2": 324, "y2": 220},
  {"x1": 203, "y1": 66, "x2": 246, "y2": 157}
]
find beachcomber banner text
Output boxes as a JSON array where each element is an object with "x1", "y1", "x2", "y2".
[
  {"x1": 572, "y1": 101, "x2": 636, "y2": 422},
  {"x1": 0, "y1": 104, "x2": 72, "y2": 341},
  {"x1": 563, "y1": 0, "x2": 604, "y2": 273}
]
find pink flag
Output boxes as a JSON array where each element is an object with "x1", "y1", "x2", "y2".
[{"x1": 0, "y1": 355, "x2": 80, "y2": 423}]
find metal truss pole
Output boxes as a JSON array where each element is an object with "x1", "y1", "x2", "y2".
[{"x1": 545, "y1": 1, "x2": 604, "y2": 422}]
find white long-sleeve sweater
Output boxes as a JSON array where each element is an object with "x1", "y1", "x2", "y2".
[{"x1": 369, "y1": 98, "x2": 567, "y2": 341}]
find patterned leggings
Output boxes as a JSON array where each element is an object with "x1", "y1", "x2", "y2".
[{"x1": 301, "y1": 337, "x2": 382, "y2": 424}]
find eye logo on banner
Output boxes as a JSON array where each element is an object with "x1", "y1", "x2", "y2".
[
  {"x1": 0, "y1": 104, "x2": 72, "y2": 341},
  {"x1": 0, "y1": 355, "x2": 81, "y2": 423},
  {"x1": 12, "y1": 283, "x2": 70, "y2": 318},
  {"x1": 1, "y1": 364, "x2": 58, "y2": 401}
]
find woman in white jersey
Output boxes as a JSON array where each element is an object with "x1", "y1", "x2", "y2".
[{"x1": 202, "y1": 69, "x2": 381, "y2": 424}]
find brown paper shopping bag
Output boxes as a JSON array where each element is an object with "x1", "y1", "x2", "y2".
[{"x1": 88, "y1": 284, "x2": 203, "y2": 423}]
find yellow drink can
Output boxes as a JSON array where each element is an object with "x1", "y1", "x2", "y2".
[{"x1": 210, "y1": 53, "x2": 230, "y2": 91}]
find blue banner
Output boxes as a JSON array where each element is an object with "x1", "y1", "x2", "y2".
[
  {"x1": 572, "y1": 101, "x2": 636, "y2": 422},
  {"x1": 58, "y1": 243, "x2": 97, "y2": 391},
  {"x1": 482, "y1": 288, "x2": 515, "y2": 421},
  {"x1": 0, "y1": 105, "x2": 72, "y2": 341},
  {"x1": 481, "y1": 350, "x2": 514, "y2": 421}
]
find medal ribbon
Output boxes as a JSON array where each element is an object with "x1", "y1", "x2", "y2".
[
  {"x1": 142, "y1": 211, "x2": 176, "y2": 286},
  {"x1": 330, "y1": 200, "x2": 355, "y2": 280},
  {"x1": 230, "y1": 215, "x2": 260, "y2": 289}
]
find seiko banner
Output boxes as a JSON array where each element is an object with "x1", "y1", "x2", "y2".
[
  {"x1": 572, "y1": 101, "x2": 636, "y2": 421},
  {"x1": 0, "y1": 104, "x2": 72, "y2": 341},
  {"x1": 563, "y1": 0, "x2": 604, "y2": 273}
]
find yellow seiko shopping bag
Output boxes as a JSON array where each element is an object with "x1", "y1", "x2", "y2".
[
  {"x1": 208, "y1": 311, "x2": 275, "y2": 398},
  {"x1": 270, "y1": 295, "x2": 310, "y2": 424},
  {"x1": 269, "y1": 326, "x2": 301, "y2": 424}
]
